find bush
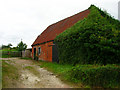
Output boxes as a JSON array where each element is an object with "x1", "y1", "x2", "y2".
[
  {"x1": 69, "y1": 65, "x2": 120, "y2": 88},
  {"x1": 55, "y1": 5, "x2": 120, "y2": 65}
]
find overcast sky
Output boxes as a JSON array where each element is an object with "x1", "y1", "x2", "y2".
[{"x1": 0, "y1": 0, "x2": 120, "y2": 48}]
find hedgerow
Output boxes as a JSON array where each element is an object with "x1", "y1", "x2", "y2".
[
  {"x1": 69, "y1": 65, "x2": 120, "y2": 88},
  {"x1": 55, "y1": 5, "x2": 120, "y2": 65}
]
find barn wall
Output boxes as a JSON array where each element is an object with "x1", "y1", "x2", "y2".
[{"x1": 32, "y1": 41, "x2": 53, "y2": 62}]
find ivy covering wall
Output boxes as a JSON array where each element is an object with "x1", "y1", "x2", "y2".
[{"x1": 55, "y1": 5, "x2": 120, "y2": 65}]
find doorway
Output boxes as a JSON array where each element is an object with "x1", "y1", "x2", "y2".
[
  {"x1": 34, "y1": 48, "x2": 36, "y2": 60},
  {"x1": 52, "y1": 42, "x2": 59, "y2": 63}
]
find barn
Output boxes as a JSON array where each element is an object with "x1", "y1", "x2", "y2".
[{"x1": 31, "y1": 8, "x2": 90, "y2": 62}]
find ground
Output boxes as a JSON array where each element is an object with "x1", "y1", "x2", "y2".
[{"x1": 1, "y1": 58, "x2": 71, "y2": 88}]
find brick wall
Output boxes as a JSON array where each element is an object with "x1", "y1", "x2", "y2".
[{"x1": 32, "y1": 41, "x2": 53, "y2": 62}]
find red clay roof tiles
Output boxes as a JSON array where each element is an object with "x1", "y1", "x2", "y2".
[{"x1": 32, "y1": 9, "x2": 90, "y2": 46}]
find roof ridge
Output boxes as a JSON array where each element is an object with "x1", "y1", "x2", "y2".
[
  {"x1": 47, "y1": 9, "x2": 89, "y2": 28},
  {"x1": 32, "y1": 8, "x2": 90, "y2": 46},
  {"x1": 39, "y1": 9, "x2": 89, "y2": 36}
]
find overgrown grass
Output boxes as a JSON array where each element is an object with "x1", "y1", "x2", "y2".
[
  {"x1": 38, "y1": 61, "x2": 72, "y2": 75},
  {"x1": 36, "y1": 60, "x2": 86, "y2": 87},
  {"x1": 2, "y1": 60, "x2": 19, "y2": 88},
  {"x1": 36, "y1": 60, "x2": 120, "y2": 88},
  {"x1": 69, "y1": 64, "x2": 120, "y2": 88},
  {"x1": 2, "y1": 55, "x2": 12, "y2": 58},
  {"x1": 2, "y1": 54, "x2": 21, "y2": 58}
]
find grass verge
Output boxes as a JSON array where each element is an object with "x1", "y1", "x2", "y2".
[
  {"x1": 2, "y1": 60, "x2": 20, "y2": 88},
  {"x1": 35, "y1": 60, "x2": 120, "y2": 88},
  {"x1": 36, "y1": 60, "x2": 85, "y2": 88}
]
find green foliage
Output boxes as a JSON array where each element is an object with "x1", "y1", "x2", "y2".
[
  {"x1": 55, "y1": 5, "x2": 120, "y2": 65},
  {"x1": 38, "y1": 60, "x2": 73, "y2": 85},
  {"x1": 1, "y1": 48, "x2": 18, "y2": 52},
  {"x1": 39, "y1": 61, "x2": 72, "y2": 74},
  {"x1": 70, "y1": 65, "x2": 120, "y2": 88},
  {"x1": 8, "y1": 43, "x2": 12, "y2": 48},
  {"x1": 1, "y1": 47, "x2": 22, "y2": 58},
  {"x1": 1, "y1": 43, "x2": 12, "y2": 49},
  {"x1": 17, "y1": 41, "x2": 27, "y2": 51},
  {"x1": 37, "y1": 60, "x2": 120, "y2": 88},
  {"x1": 2, "y1": 51, "x2": 22, "y2": 58}
]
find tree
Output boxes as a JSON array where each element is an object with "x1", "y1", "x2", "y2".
[
  {"x1": 12, "y1": 47, "x2": 17, "y2": 50},
  {"x1": 8, "y1": 43, "x2": 12, "y2": 48},
  {"x1": 17, "y1": 41, "x2": 27, "y2": 51},
  {"x1": 1, "y1": 43, "x2": 12, "y2": 49},
  {"x1": 1, "y1": 45, "x2": 7, "y2": 49}
]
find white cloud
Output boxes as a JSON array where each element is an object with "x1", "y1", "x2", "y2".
[{"x1": 0, "y1": 0, "x2": 119, "y2": 48}]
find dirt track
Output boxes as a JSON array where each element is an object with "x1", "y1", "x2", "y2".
[{"x1": 2, "y1": 58, "x2": 71, "y2": 88}]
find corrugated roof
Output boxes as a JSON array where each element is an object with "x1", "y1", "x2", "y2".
[{"x1": 32, "y1": 9, "x2": 90, "y2": 46}]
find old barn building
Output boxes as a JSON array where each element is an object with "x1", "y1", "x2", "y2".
[{"x1": 31, "y1": 9, "x2": 90, "y2": 62}]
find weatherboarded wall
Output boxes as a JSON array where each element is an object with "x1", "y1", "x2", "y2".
[{"x1": 32, "y1": 41, "x2": 53, "y2": 62}]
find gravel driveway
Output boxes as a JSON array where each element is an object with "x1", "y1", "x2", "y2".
[{"x1": 1, "y1": 58, "x2": 71, "y2": 88}]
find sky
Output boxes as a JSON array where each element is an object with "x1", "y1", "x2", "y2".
[{"x1": 0, "y1": 0, "x2": 120, "y2": 48}]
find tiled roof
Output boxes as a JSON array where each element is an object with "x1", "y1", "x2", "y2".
[{"x1": 32, "y1": 9, "x2": 90, "y2": 46}]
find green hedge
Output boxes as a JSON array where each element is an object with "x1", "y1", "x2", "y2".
[
  {"x1": 2, "y1": 51, "x2": 22, "y2": 58},
  {"x1": 55, "y1": 5, "x2": 120, "y2": 65},
  {"x1": 70, "y1": 65, "x2": 120, "y2": 88}
]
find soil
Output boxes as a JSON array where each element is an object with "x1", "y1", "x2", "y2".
[{"x1": 1, "y1": 58, "x2": 71, "y2": 88}]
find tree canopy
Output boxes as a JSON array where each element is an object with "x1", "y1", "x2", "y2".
[
  {"x1": 17, "y1": 41, "x2": 27, "y2": 51},
  {"x1": 2, "y1": 43, "x2": 12, "y2": 49}
]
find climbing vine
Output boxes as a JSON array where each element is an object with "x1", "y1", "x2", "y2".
[{"x1": 55, "y1": 5, "x2": 120, "y2": 65}]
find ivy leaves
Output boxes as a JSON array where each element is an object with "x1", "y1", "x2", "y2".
[{"x1": 55, "y1": 5, "x2": 120, "y2": 65}]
